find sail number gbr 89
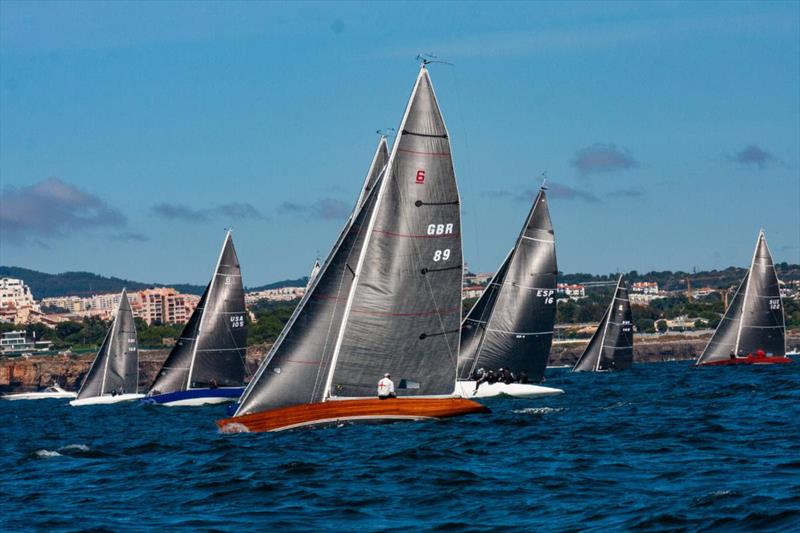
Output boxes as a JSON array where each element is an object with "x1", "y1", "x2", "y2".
[{"x1": 427, "y1": 223, "x2": 455, "y2": 262}]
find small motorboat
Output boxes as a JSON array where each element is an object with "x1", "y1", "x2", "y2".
[{"x1": 2, "y1": 385, "x2": 77, "y2": 401}]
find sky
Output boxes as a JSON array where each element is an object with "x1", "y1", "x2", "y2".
[{"x1": 1, "y1": 0, "x2": 798, "y2": 287}]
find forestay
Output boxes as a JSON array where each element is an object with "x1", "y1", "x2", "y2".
[{"x1": 235, "y1": 139, "x2": 389, "y2": 415}]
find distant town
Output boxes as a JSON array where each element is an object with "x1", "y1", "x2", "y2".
[{"x1": 2, "y1": 264, "x2": 799, "y2": 356}]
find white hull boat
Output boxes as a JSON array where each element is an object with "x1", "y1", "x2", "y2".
[
  {"x1": 455, "y1": 380, "x2": 564, "y2": 399},
  {"x1": 70, "y1": 393, "x2": 145, "y2": 406},
  {"x1": 2, "y1": 386, "x2": 77, "y2": 401}
]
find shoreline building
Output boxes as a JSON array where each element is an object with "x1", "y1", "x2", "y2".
[{"x1": 0, "y1": 278, "x2": 40, "y2": 324}]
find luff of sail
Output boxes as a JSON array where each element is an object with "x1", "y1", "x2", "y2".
[
  {"x1": 77, "y1": 289, "x2": 139, "y2": 399},
  {"x1": 149, "y1": 232, "x2": 246, "y2": 393},
  {"x1": 697, "y1": 230, "x2": 785, "y2": 364},
  {"x1": 572, "y1": 275, "x2": 633, "y2": 372},
  {"x1": 457, "y1": 187, "x2": 557, "y2": 382},
  {"x1": 235, "y1": 139, "x2": 389, "y2": 416},
  {"x1": 327, "y1": 66, "x2": 462, "y2": 398}
]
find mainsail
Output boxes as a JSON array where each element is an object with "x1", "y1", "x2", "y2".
[
  {"x1": 236, "y1": 66, "x2": 461, "y2": 414},
  {"x1": 235, "y1": 139, "x2": 390, "y2": 415},
  {"x1": 572, "y1": 275, "x2": 633, "y2": 372},
  {"x1": 457, "y1": 187, "x2": 557, "y2": 382},
  {"x1": 149, "y1": 231, "x2": 247, "y2": 393},
  {"x1": 77, "y1": 289, "x2": 139, "y2": 399},
  {"x1": 696, "y1": 230, "x2": 785, "y2": 364}
]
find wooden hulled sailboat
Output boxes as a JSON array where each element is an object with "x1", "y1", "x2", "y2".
[
  {"x1": 696, "y1": 230, "x2": 791, "y2": 366},
  {"x1": 572, "y1": 275, "x2": 634, "y2": 372},
  {"x1": 145, "y1": 231, "x2": 248, "y2": 405},
  {"x1": 217, "y1": 67, "x2": 487, "y2": 432},
  {"x1": 70, "y1": 289, "x2": 143, "y2": 406},
  {"x1": 455, "y1": 186, "x2": 563, "y2": 398}
]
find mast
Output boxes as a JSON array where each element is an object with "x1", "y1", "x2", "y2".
[{"x1": 186, "y1": 230, "x2": 231, "y2": 390}]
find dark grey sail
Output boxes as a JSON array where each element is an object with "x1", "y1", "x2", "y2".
[
  {"x1": 77, "y1": 290, "x2": 139, "y2": 399},
  {"x1": 235, "y1": 140, "x2": 389, "y2": 415},
  {"x1": 457, "y1": 187, "x2": 557, "y2": 382},
  {"x1": 327, "y1": 66, "x2": 462, "y2": 398},
  {"x1": 235, "y1": 178, "x2": 383, "y2": 415},
  {"x1": 150, "y1": 232, "x2": 246, "y2": 392},
  {"x1": 697, "y1": 230, "x2": 785, "y2": 364},
  {"x1": 573, "y1": 275, "x2": 633, "y2": 372}
]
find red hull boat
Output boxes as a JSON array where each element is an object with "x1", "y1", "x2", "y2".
[
  {"x1": 217, "y1": 397, "x2": 489, "y2": 433},
  {"x1": 698, "y1": 352, "x2": 793, "y2": 367}
]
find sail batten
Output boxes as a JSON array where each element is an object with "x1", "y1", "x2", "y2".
[{"x1": 697, "y1": 230, "x2": 785, "y2": 364}]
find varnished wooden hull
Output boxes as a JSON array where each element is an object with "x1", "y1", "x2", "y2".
[{"x1": 216, "y1": 397, "x2": 490, "y2": 433}]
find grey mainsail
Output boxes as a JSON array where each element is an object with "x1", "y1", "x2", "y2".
[
  {"x1": 149, "y1": 232, "x2": 246, "y2": 393},
  {"x1": 573, "y1": 275, "x2": 633, "y2": 372},
  {"x1": 235, "y1": 138, "x2": 390, "y2": 415},
  {"x1": 457, "y1": 187, "x2": 557, "y2": 382},
  {"x1": 327, "y1": 66, "x2": 462, "y2": 398},
  {"x1": 77, "y1": 289, "x2": 139, "y2": 399},
  {"x1": 697, "y1": 230, "x2": 785, "y2": 364}
]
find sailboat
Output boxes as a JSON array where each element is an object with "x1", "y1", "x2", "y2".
[
  {"x1": 696, "y1": 230, "x2": 791, "y2": 366},
  {"x1": 572, "y1": 275, "x2": 634, "y2": 372},
  {"x1": 217, "y1": 66, "x2": 488, "y2": 432},
  {"x1": 454, "y1": 186, "x2": 564, "y2": 398},
  {"x1": 70, "y1": 289, "x2": 143, "y2": 406},
  {"x1": 145, "y1": 231, "x2": 248, "y2": 405}
]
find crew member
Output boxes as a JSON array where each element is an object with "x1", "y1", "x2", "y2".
[
  {"x1": 518, "y1": 370, "x2": 529, "y2": 384},
  {"x1": 377, "y1": 373, "x2": 396, "y2": 399}
]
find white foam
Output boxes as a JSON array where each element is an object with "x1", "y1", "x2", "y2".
[
  {"x1": 512, "y1": 407, "x2": 565, "y2": 415},
  {"x1": 61, "y1": 444, "x2": 89, "y2": 452},
  {"x1": 34, "y1": 449, "x2": 62, "y2": 458},
  {"x1": 219, "y1": 422, "x2": 250, "y2": 434}
]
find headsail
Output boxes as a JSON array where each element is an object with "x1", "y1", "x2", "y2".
[
  {"x1": 457, "y1": 187, "x2": 558, "y2": 382},
  {"x1": 235, "y1": 139, "x2": 389, "y2": 415},
  {"x1": 327, "y1": 66, "x2": 462, "y2": 398},
  {"x1": 149, "y1": 232, "x2": 246, "y2": 393},
  {"x1": 573, "y1": 275, "x2": 633, "y2": 372},
  {"x1": 697, "y1": 230, "x2": 785, "y2": 364},
  {"x1": 77, "y1": 290, "x2": 139, "y2": 399}
]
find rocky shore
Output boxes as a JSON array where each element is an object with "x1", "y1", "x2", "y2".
[{"x1": 2, "y1": 333, "x2": 798, "y2": 393}]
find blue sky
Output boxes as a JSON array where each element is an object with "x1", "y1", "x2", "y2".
[{"x1": 1, "y1": 1, "x2": 798, "y2": 286}]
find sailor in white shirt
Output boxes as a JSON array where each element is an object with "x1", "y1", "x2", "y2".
[{"x1": 377, "y1": 373, "x2": 396, "y2": 399}]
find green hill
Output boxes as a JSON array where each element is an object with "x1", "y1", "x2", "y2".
[{"x1": 0, "y1": 266, "x2": 308, "y2": 299}]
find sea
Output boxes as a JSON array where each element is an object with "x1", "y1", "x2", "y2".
[{"x1": 2, "y1": 361, "x2": 799, "y2": 532}]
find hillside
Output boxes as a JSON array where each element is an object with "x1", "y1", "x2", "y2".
[{"x1": 0, "y1": 266, "x2": 308, "y2": 298}]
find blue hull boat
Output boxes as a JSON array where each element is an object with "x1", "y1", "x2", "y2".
[{"x1": 142, "y1": 387, "x2": 244, "y2": 406}]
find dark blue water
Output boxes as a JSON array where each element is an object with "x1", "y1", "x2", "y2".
[{"x1": 2, "y1": 361, "x2": 799, "y2": 532}]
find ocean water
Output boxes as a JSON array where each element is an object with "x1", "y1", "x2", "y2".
[{"x1": 2, "y1": 361, "x2": 799, "y2": 532}]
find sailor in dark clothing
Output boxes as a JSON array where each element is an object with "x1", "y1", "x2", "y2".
[
  {"x1": 209, "y1": 379, "x2": 218, "y2": 390},
  {"x1": 486, "y1": 369, "x2": 498, "y2": 384},
  {"x1": 501, "y1": 368, "x2": 515, "y2": 384},
  {"x1": 473, "y1": 368, "x2": 487, "y2": 393},
  {"x1": 518, "y1": 370, "x2": 529, "y2": 384}
]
